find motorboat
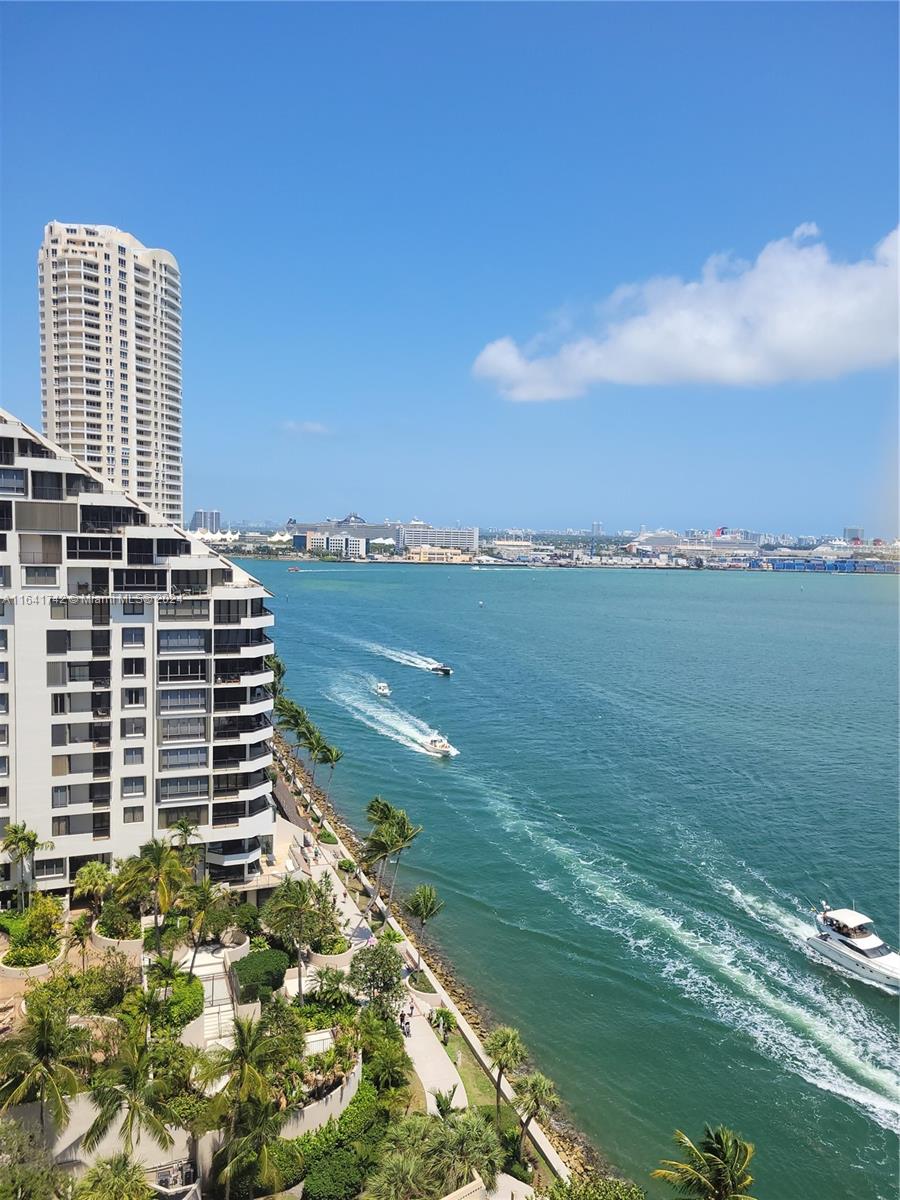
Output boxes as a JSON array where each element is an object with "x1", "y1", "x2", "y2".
[
  {"x1": 374, "y1": 681, "x2": 391, "y2": 697},
  {"x1": 426, "y1": 732, "x2": 453, "y2": 757},
  {"x1": 807, "y1": 903, "x2": 900, "y2": 993},
  {"x1": 430, "y1": 664, "x2": 453, "y2": 676},
  {"x1": 287, "y1": 567, "x2": 300, "y2": 573}
]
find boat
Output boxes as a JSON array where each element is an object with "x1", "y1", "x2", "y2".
[
  {"x1": 426, "y1": 732, "x2": 454, "y2": 757},
  {"x1": 806, "y1": 903, "x2": 900, "y2": 993},
  {"x1": 430, "y1": 664, "x2": 453, "y2": 676},
  {"x1": 287, "y1": 567, "x2": 300, "y2": 573},
  {"x1": 374, "y1": 681, "x2": 391, "y2": 697}
]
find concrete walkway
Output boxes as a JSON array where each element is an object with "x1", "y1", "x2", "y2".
[
  {"x1": 404, "y1": 1006, "x2": 467, "y2": 1116},
  {"x1": 490, "y1": 1174, "x2": 535, "y2": 1200}
]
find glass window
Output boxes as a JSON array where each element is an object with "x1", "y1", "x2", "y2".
[
  {"x1": 123, "y1": 806, "x2": 144, "y2": 824},
  {"x1": 122, "y1": 627, "x2": 144, "y2": 646},
  {"x1": 122, "y1": 688, "x2": 145, "y2": 708},
  {"x1": 51, "y1": 785, "x2": 69, "y2": 809},
  {"x1": 123, "y1": 657, "x2": 145, "y2": 677},
  {"x1": 160, "y1": 746, "x2": 208, "y2": 770},
  {"x1": 123, "y1": 601, "x2": 144, "y2": 615},
  {"x1": 52, "y1": 816, "x2": 70, "y2": 837},
  {"x1": 35, "y1": 858, "x2": 65, "y2": 878},
  {"x1": 124, "y1": 747, "x2": 143, "y2": 766},
  {"x1": 122, "y1": 776, "x2": 145, "y2": 797},
  {"x1": 120, "y1": 717, "x2": 146, "y2": 738}
]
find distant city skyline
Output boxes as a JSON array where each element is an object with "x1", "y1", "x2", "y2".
[{"x1": 1, "y1": 3, "x2": 897, "y2": 533}]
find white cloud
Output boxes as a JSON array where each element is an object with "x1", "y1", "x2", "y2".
[
  {"x1": 282, "y1": 420, "x2": 330, "y2": 435},
  {"x1": 473, "y1": 225, "x2": 899, "y2": 401}
]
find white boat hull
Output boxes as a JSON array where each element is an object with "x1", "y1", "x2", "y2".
[{"x1": 806, "y1": 935, "x2": 900, "y2": 993}]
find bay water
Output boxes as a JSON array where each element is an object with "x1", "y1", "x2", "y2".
[{"x1": 243, "y1": 561, "x2": 899, "y2": 1200}]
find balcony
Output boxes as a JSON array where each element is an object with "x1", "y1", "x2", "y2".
[{"x1": 205, "y1": 838, "x2": 261, "y2": 867}]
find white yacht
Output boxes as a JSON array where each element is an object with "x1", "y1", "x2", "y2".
[
  {"x1": 430, "y1": 663, "x2": 453, "y2": 676},
  {"x1": 807, "y1": 904, "x2": 900, "y2": 993},
  {"x1": 426, "y1": 732, "x2": 454, "y2": 757},
  {"x1": 374, "y1": 681, "x2": 391, "y2": 697}
]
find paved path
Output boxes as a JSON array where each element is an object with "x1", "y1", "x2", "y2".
[
  {"x1": 490, "y1": 1174, "x2": 534, "y2": 1200},
  {"x1": 404, "y1": 1007, "x2": 467, "y2": 1115}
]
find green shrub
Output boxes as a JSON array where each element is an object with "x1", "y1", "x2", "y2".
[
  {"x1": 233, "y1": 903, "x2": 260, "y2": 935},
  {"x1": 273, "y1": 1078, "x2": 381, "y2": 1190},
  {"x1": 337, "y1": 859, "x2": 356, "y2": 874},
  {"x1": 96, "y1": 900, "x2": 141, "y2": 940},
  {"x1": 163, "y1": 975, "x2": 204, "y2": 1031},
  {"x1": 267, "y1": 1139, "x2": 305, "y2": 1190},
  {"x1": 4, "y1": 941, "x2": 58, "y2": 968},
  {"x1": 0, "y1": 913, "x2": 28, "y2": 944},
  {"x1": 27, "y1": 951, "x2": 138, "y2": 1015},
  {"x1": 302, "y1": 1148, "x2": 361, "y2": 1200},
  {"x1": 313, "y1": 933, "x2": 349, "y2": 956},
  {"x1": 232, "y1": 948, "x2": 290, "y2": 1002},
  {"x1": 291, "y1": 997, "x2": 358, "y2": 1030},
  {"x1": 319, "y1": 830, "x2": 338, "y2": 845}
]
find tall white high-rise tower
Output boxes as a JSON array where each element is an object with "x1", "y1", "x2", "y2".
[{"x1": 38, "y1": 221, "x2": 183, "y2": 525}]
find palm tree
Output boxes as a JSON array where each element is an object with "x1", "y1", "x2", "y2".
[
  {"x1": 168, "y1": 817, "x2": 202, "y2": 873},
  {"x1": 0, "y1": 1000, "x2": 91, "y2": 1133},
  {"x1": 265, "y1": 653, "x2": 286, "y2": 700},
  {"x1": 1, "y1": 823, "x2": 54, "y2": 912},
  {"x1": 404, "y1": 884, "x2": 444, "y2": 969},
  {"x1": 217, "y1": 1098, "x2": 289, "y2": 1200},
  {"x1": 75, "y1": 1153, "x2": 153, "y2": 1200},
  {"x1": 431, "y1": 1084, "x2": 458, "y2": 1120},
  {"x1": 483, "y1": 1025, "x2": 525, "y2": 1126},
  {"x1": 84, "y1": 1036, "x2": 174, "y2": 1155},
  {"x1": 652, "y1": 1125, "x2": 758, "y2": 1199},
  {"x1": 70, "y1": 912, "x2": 92, "y2": 973},
  {"x1": 198, "y1": 1016, "x2": 284, "y2": 1200},
  {"x1": 124, "y1": 987, "x2": 164, "y2": 1042},
  {"x1": 514, "y1": 1071, "x2": 559, "y2": 1158},
  {"x1": 435, "y1": 1108, "x2": 505, "y2": 1192},
  {"x1": 368, "y1": 1040, "x2": 412, "y2": 1092},
  {"x1": 319, "y1": 744, "x2": 343, "y2": 799},
  {"x1": 262, "y1": 877, "x2": 321, "y2": 1005},
  {"x1": 73, "y1": 859, "x2": 113, "y2": 919},
  {"x1": 367, "y1": 1149, "x2": 435, "y2": 1200},
  {"x1": 366, "y1": 795, "x2": 397, "y2": 826},
  {"x1": 382, "y1": 811, "x2": 422, "y2": 909},
  {"x1": 303, "y1": 728, "x2": 328, "y2": 787},
  {"x1": 116, "y1": 839, "x2": 190, "y2": 954},
  {"x1": 183, "y1": 876, "x2": 232, "y2": 975},
  {"x1": 146, "y1": 953, "x2": 186, "y2": 1002},
  {"x1": 314, "y1": 965, "x2": 351, "y2": 1009}
]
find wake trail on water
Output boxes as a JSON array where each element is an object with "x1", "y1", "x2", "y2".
[
  {"x1": 453, "y1": 770, "x2": 900, "y2": 1133},
  {"x1": 327, "y1": 676, "x2": 458, "y2": 758},
  {"x1": 336, "y1": 635, "x2": 443, "y2": 672}
]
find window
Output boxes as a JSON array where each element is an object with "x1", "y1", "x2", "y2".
[
  {"x1": 123, "y1": 601, "x2": 144, "y2": 616},
  {"x1": 123, "y1": 806, "x2": 144, "y2": 823},
  {"x1": 160, "y1": 716, "x2": 206, "y2": 742},
  {"x1": 0, "y1": 665, "x2": 7, "y2": 685},
  {"x1": 123, "y1": 657, "x2": 145, "y2": 677},
  {"x1": 35, "y1": 858, "x2": 65, "y2": 878},
  {"x1": 0, "y1": 787, "x2": 8, "y2": 807},
  {"x1": 0, "y1": 695, "x2": 8, "y2": 716},
  {"x1": 0, "y1": 757, "x2": 8, "y2": 777},
  {"x1": 23, "y1": 565, "x2": 58, "y2": 587},
  {"x1": 92, "y1": 812, "x2": 110, "y2": 839},
  {"x1": 124, "y1": 747, "x2": 143, "y2": 766},
  {"x1": 158, "y1": 688, "x2": 207, "y2": 713},
  {"x1": 0, "y1": 630, "x2": 7, "y2": 651},
  {"x1": 51, "y1": 694, "x2": 67, "y2": 715},
  {"x1": 122, "y1": 688, "x2": 145, "y2": 708},
  {"x1": 0, "y1": 725, "x2": 7, "y2": 746},
  {"x1": 122, "y1": 776, "x2": 145, "y2": 797},
  {"x1": 160, "y1": 746, "x2": 208, "y2": 770},
  {"x1": 51, "y1": 785, "x2": 69, "y2": 809},
  {"x1": 122, "y1": 627, "x2": 144, "y2": 646},
  {"x1": 52, "y1": 816, "x2": 70, "y2": 837},
  {"x1": 159, "y1": 776, "x2": 209, "y2": 801},
  {"x1": 120, "y1": 717, "x2": 145, "y2": 738}
]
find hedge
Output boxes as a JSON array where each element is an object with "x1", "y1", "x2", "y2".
[
  {"x1": 268, "y1": 1076, "x2": 381, "y2": 1190},
  {"x1": 96, "y1": 900, "x2": 141, "y2": 940},
  {"x1": 303, "y1": 1148, "x2": 362, "y2": 1200},
  {"x1": 165, "y1": 974, "x2": 204, "y2": 1031},
  {"x1": 232, "y1": 948, "x2": 290, "y2": 1002}
]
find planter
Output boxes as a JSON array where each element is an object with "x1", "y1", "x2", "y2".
[
  {"x1": 407, "y1": 982, "x2": 439, "y2": 1008},
  {"x1": 90, "y1": 920, "x2": 144, "y2": 961},
  {"x1": 0, "y1": 940, "x2": 67, "y2": 980},
  {"x1": 309, "y1": 943, "x2": 356, "y2": 971}
]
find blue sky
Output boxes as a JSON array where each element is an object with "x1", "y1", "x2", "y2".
[{"x1": 1, "y1": 2, "x2": 897, "y2": 534}]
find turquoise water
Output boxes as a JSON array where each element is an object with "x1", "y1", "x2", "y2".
[{"x1": 245, "y1": 561, "x2": 899, "y2": 1199}]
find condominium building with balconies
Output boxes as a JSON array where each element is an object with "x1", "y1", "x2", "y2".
[
  {"x1": 38, "y1": 221, "x2": 184, "y2": 525},
  {"x1": 0, "y1": 407, "x2": 276, "y2": 899}
]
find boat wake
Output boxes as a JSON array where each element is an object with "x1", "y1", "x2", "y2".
[
  {"x1": 327, "y1": 677, "x2": 459, "y2": 758},
  {"x1": 339, "y1": 636, "x2": 445, "y2": 673},
  {"x1": 456, "y1": 774, "x2": 900, "y2": 1134}
]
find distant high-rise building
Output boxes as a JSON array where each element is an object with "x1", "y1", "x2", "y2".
[
  {"x1": 400, "y1": 521, "x2": 479, "y2": 552},
  {"x1": 843, "y1": 526, "x2": 864, "y2": 543},
  {"x1": 190, "y1": 509, "x2": 221, "y2": 534},
  {"x1": 39, "y1": 221, "x2": 183, "y2": 525}
]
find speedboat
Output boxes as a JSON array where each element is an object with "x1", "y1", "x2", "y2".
[
  {"x1": 374, "y1": 681, "x2": 391, "y2": 697},
  {"x1": 426, "y1": 733, "x2": 453, "y2": 757},
  {"x1": 430, "y1": 664, "x2": 453, "y2": 676},
  {"x1": 807, "y1": 903, "x2": 900, "y2": 993}
]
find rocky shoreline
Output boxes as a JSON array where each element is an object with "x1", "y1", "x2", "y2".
[{"x1": 272, "y1": 732, "x2": 612, "y2": 1181}]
